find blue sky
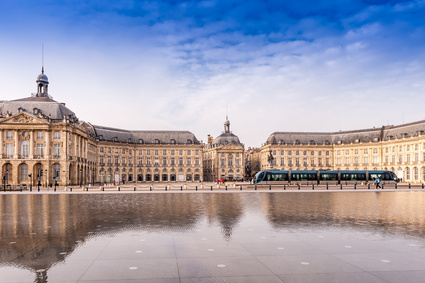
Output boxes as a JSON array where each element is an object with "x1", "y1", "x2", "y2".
[{"x1": 1, "y1": 0, "x2": 425, "y2": 147}]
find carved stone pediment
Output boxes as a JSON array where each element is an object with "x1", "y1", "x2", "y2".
[{"x1": 1, "y1": 112, "x2": 49, "y2": 125}]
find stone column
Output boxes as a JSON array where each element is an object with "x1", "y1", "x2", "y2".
[
  {"x1": 29, "y1": 130, "x2": 34, "y2": 158},
  {"x1": 45, "y1": 130, "x2": 50, "y2": 159},
  {"x1": 13, "y1": 131, "x2": 18, "y2": 158}
]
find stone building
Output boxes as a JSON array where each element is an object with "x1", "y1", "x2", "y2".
[
  {"x1": 0, "y1": 69, "x2": 202, "y2": 186},
  {"x1": 261, "y1": 122, "x2": 425, "y2": 183},
  {"x1": 203, "y1": 117, "x2": 245, "y2": 181}
]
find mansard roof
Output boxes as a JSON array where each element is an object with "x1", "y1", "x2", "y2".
[
  {"x1": 93, "y1": 125, "x2": 200, "y2": 144},
  {"x1": 266, "y1": 120, "x2": 425, "y2": 145},
  {"x1": 0, "y1": 96, "x2": 77, "y2": 122},
  {"x1": 212, "y1": 132, "x2": 242, "y2": 146}
]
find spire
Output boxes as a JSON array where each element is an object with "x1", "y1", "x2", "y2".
[{"x1": 224, "y1": 115, "x2": 230, "y2": 133}]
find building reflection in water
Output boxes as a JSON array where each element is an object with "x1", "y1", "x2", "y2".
[{"x1": 1, "y1": 192, "x2": 425, "y2": 282}]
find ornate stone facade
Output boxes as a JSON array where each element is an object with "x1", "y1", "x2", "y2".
[
  {"x1": 260, "y1": 123, "x2": 425, "y2": 183},
  {"x1": 0, "y1": 69, "x2": 202, "y2": 186},
  {"x1": 203, "y1": 117, "x2": 245, "y2": 181}
]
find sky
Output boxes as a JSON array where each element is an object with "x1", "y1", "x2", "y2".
[{"x1": 1, "y1": 0, "x2": 425, "y2": 147}]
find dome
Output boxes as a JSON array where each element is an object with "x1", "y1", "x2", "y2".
[
  {"x1": 212, "y1": 132, "x2": 241, "y2": 146},
  {"x1": 37, "y1": 73, "x2": 48, "y2": 83}
]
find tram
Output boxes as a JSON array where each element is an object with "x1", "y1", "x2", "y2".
[{"x1": 253, "y1": 170, "x2": 398, "y2": 185}]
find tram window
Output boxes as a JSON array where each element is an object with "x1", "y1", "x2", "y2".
[{"x1": 320, "y1": 173, "x2": 337, "y2": 181}]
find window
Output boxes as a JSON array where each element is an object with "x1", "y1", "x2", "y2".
[
  {"x1": 147, "y1": 150, "x2": 150, "y2": 155},
  {"x1": 196, "y1": 150, "x2": 199, "y2": 155},
  {"x1": 318, "y1": 158, "x2": 323, "y2": 165},
  {"x1": 154, "y1": 158, "x2": 159, "y2": 165},
  {"x1": 53, "y1": 163, "x2": 60, "y2": 180},
  {"x1": 363, "y1": 157, "x2": 368, "y2": 164},
  {"x1": 122, "y1": 149, "x2": 125, "y2": 154},
  {"x1": 139, "y1": 139, "x2": 143, "y2": 144},
  {"x1": 373, "y1": 156, "x2": 379, "y2": 165},
  {"x1": 326, "y1": 158, "x2": 330, "y2": 165},
  {"x1": 415, "y1": 153, "x2": 419, "y2": 162},
  {"x1": 326, "y1": 151, "x2": 329, "y2": 156},
  {"x1": 155, "y1": 150, "x2": 158, "y2": 155},
  {"x1": 364, "y1": 149, "x2": 368, "y2": 154},
  {"x1": 115, "y1": 156, "x2": 119, "y2": 164},
  {"x1": 406, "y1": 167, "x2": 411, "y2": 180},
  {"x1": 129, "y1": 150, "x2": 132, "y2": 155},
  {"x1": 415, "y1": 144, "x2": 418, "y2": 150},
  {"x1": 354, "y1": 149, "x2": 358, "y2": 155},
  {"x1": 188, "y1": 150, "x2": 191, "y2": 155},
  {"x1": 6, "y1": 144, "x2": 13, "y2": 156},
  {"x1": 21, "y1": 141, "x2": 29, "y2": 158},
  {"x1": 345, "y1": 157, "x2": 350, "y2": 165},
  {"x1": 20, "y1": 164, "x2": 28, "y2": 180},
  {"x1": 187, "y1": 139, "x2": 192, "y2": 144},
  {"x1": 289, "y1": 158, "x2": 292, "y2": 165},
  {"x1": 53, "y1": 144, "x2": 61, "y2": 157},
  {"x1": 296, "y1": 158, "x2": 300, "y2": 165},
  {"x1": 179, "y1": 157, "x2": 183, "y2": 165},
  {"x1": 171, "y1": 139, "x2": 176, "y2": 144},
  {"x1": 337, "y1": 158, "x2": 341, "y2": 165},
  {"x1": 345, "y1": 150, "x2": 349, "y2": 155},
  {"x1": 281, "y1": 151, "x2": 284, "y2": 155},
  {"x1": 373, "y1": 149, "x2": 378, "y2": 154},
  {"x1": 108, "y1": 148, "x2": 111, "y2": 153},
  {"x1": 407, "y1": 145, "x2": 410, "y2": 151},
  {"x1": 303, "y1": 158, "x2": 307, "y2": 165},
  {"x1": 100, "y1": 147, "x2": 104, "y2": 153},
  {"x1": 37, "y1": 131, "x2": 43, "y2": 139},
  {"x1": 407, "y1": 154, "x2": 411, "y2": 162},
  {"x1": 163, "y1": 150, "x2": 167, "y2": 155},
  {"x1": 311, "y1": 151, "x2": 314, "y2": 156},
  {"x1": 180, "y1": 150, "x2": 183, "y2": 156},
  {"x1": 337, "y1": 151, "x2": 341, "y2": 156},
  {"x1": 155, "y1": 139, "x2": 160, "y2": 144},
  {"x1": 147, "y1": 157, "x2": 151, "y2": 165},
  {"x1": 163, "y1": 157, "x2": 167, "y2": 165},
  {"x1": 107, "y1": 156, "x2": 111, "y2": 164},
  {"x1": 7, "y1": 131, "x2": 13, "y2": 139},
  {"x1": 171, "y1": 150, "x2": 175, "y2": 155},
  {"x1": 187, "y1": 158, "x2": 191, "y2": 166},
  {"x1": 171, "y1": 157, "x2": 175, "y2": 165},
  {"x1": 311, "y1": 159, "x2": 315, "y2": 166},
  {"x1": 235, "y1": 159, "x2": 239, "y2": 166},
  {"x1": 122, "y1": 157, "x2": 125, "y2": 164},
  {"x1": 303, "y1": 151, "x2": 306, "y2": 156},
  {"x1": 54, "y1": 132, "x2": 60, "y2": 140},
  {"x1": 221, "y1": 159, "x2": 225, "y2": 166},
  {"x1": 228, "y1": 158, "x2": 232, "y2": 167},
  {"x1": 288, "y1": 151, "x2": 292, "y2": 156},
  {"x1": 354, "y1": 157, "x2": 359, "y2": 164},
  {"x1": 138, "y1": 157, "x2": 142, "y2": 165},
  {"x1": 414, "y1": 167, "x2": 419, "y2": 180},
  {"x1": 296, "y1": 151, "x2": 299, "y2": 156},
  {"x1": 100, "y1": 156, "x2": 104, "y2": 164},
  {"x1": 37, "y1": 144, "x2": 43, "y2": 156}
]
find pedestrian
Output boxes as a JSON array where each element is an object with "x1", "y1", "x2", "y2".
[{"x1": 375, "y1": 177, "x2": 381, "y2": 189}]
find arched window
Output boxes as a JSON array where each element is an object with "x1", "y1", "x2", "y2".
[
  {"x1": 53, "y1": 163, "x2": 61, "y2": 180},
  {"x1": 21, "y1": 141, "x2": 29, "y2": 158},
  {"x1": 20, "y1": 163, "x2": 28, "y2": 181},
  {"x1": 155, "y1": 139, "x2": 160, "y2": 144},
  {"x1": 171, "y1": 139, "x2": 176, "y2": 144}
]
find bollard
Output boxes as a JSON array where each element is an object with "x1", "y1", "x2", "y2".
[
  {"x1": 38, "y1": 187, "x2": 40, "y2": 192},
  {"x1": 340, "y1": 184, "x2": 342, "y2": 190},
  {"x1": 226, "y1": 186, "x2": 227, "y2": 191},
  {"x1": 409, "y1": 183, "x2": 411, "y2": 189},
  {"x1": 118, "y1": 187, "x2": 120, "y2": 191},
  {"x1": 70, "y1": 187, "x2": 72, "y2": 192},
  {"x1": 102, "y1": 187, "x2": 104, "y2": 191},
  {"x1": 86, "y1": 187, "x2": 88, "y2": 191},
  {"x1": 240, "y1": 185, "x2": 242, "y2": 191},
  {"x1": 382, "y1": 184, "x2": 384, "y2": 190},
  {"x1": 133, "y1": 186, "x2": 136, "y2": 191},
  {"x1": 20, "y1": 187, "x2": 22, "y2": 192},
  {"x1": 269, "y1": 185, "x2": 271, "y2": 190},
  {"x1": 284, "y1": 184, "x2": 286, "y2": 190},
  {"x1": 326, "y1": 183, "x2": 328, "y2": 190},
  {"x1": 255, "y1": 185, "x2": 257, "y2": 191},
  {"x1": 180, "y1": 186, "x2": 182, "y2": 191},
  {"x1": 312, "y1": 184, "x2": 314, "y2": 190},
  {"x1": 368, "y1": 184, "x2": 370, "y2": 190},
  {"x1": 395, "y1": 183, "x2": 397, "y2": 189},
  {"x1": 196, "y1": 186, "x2": 198, "y2": 191},
  {"x1": 422, "y1": 183, "x2": 424, "y2": 189},
  {"x1": 54, "y1": 187, "x2": 56, "y2": 192},
  {"x1": 166, "y1": 186, "x2": 168, "y2": 191},
  {"x1": 150, "y1": 186, "x2": 152, "y2": 191},
  {"x1": 30, "y1": 187, "x2": 32, "y2": 192},
  {"x1": 298, "y1": 184, "x2": 300, "y2": 190},
  {"x1": 211, "y1": 186, "x2": 213, "y2": 191}
]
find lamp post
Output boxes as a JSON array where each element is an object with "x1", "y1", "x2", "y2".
[
  {"x1": 45, "y1": 169, "x2": 47, "y2": 188},
  {"x1": 79, "y1": 169, "x2": 82, "y2": 187}
]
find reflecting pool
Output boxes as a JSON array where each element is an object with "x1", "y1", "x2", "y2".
[{"x1": 1, "y1": 191, "x2": 425, "y2": 282}]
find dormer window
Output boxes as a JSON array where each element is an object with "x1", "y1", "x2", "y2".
[
  {"x1": 155, "y1": 139, "x2": 160, "y2": 144},
  {"x1": 99, "y1": 135, "x2": 103, "y2": 141},
  {"x1": 33, "y1": 108, "x2": 39, "y2": 115},
  {"x1": 18, "y1": 107, "x2": 24, "y2": 113},
  {"x1": 295, "y1": 140, "x2": 300, "y2": 145},
  {"x1": 114, "y1": 137, "x2": 118, "y2": 142},
  {"x1": 139, "y1": 139, "x2": 143, "y2": 144},
  {"x1": 187, "y1": 139, "x2": 192, "y2": 144},
  {"x1": 310, "y1": 140, "x2": 315, "y2": 145},
  {"x1": 279, "y1": 140, "x2": 285, "y2": 145},
  {"x1": 171, "y1": 139, "x2": 176, "y2": 144},
  {"x1": 128, "y1": 138, "x2": 131, "y2": 143}
]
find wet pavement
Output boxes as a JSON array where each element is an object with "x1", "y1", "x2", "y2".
[{"x1": 1, "y1": 191, "x2": 425, "y2": 282}]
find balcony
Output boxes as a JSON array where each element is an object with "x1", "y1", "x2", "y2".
[
  {"x1": 53, "y1": 155, "x2": 61, "y2": 159},
  {"x1": 34, "y1": 155, "x2": 44, "y2": 159}
]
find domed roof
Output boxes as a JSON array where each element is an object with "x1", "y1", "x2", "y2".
[
  {"x1": 37, "y1": 73, "x2": 48, "y2": 83},
  {"x1": 36, "y1": 67, "x2": 48, "y2": 83},
  {"x1": 212, "y1": 132, "x2": 241, "y2": 146}
]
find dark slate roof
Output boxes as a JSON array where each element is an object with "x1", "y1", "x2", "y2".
[
  {"x1": 0, "y1": 96, "x2": 77, "y2": 121},
  {"x1": 93, "y1": 125, "x2": 200, "y2": 144},
  {"x1": 212, "y1": 132, "x2": 242, "y2": 146},
  {"x1": 266, "y1": 120, "x2": 425, "y2": 145}
]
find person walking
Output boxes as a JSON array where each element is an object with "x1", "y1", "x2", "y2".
[{"x1": 375, "y1": 177, "x2": 381, "y2": 189}]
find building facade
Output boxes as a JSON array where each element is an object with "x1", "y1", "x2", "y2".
[
  {"x1": 260, "y1": 123, "x2": 425, "y2": 183},
  {"x1": 203, "y1": 117, "x2": 245, "y2": 181},
  {"x1": 0, "y1": 69, "x2": 202, "y2": 186}
]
